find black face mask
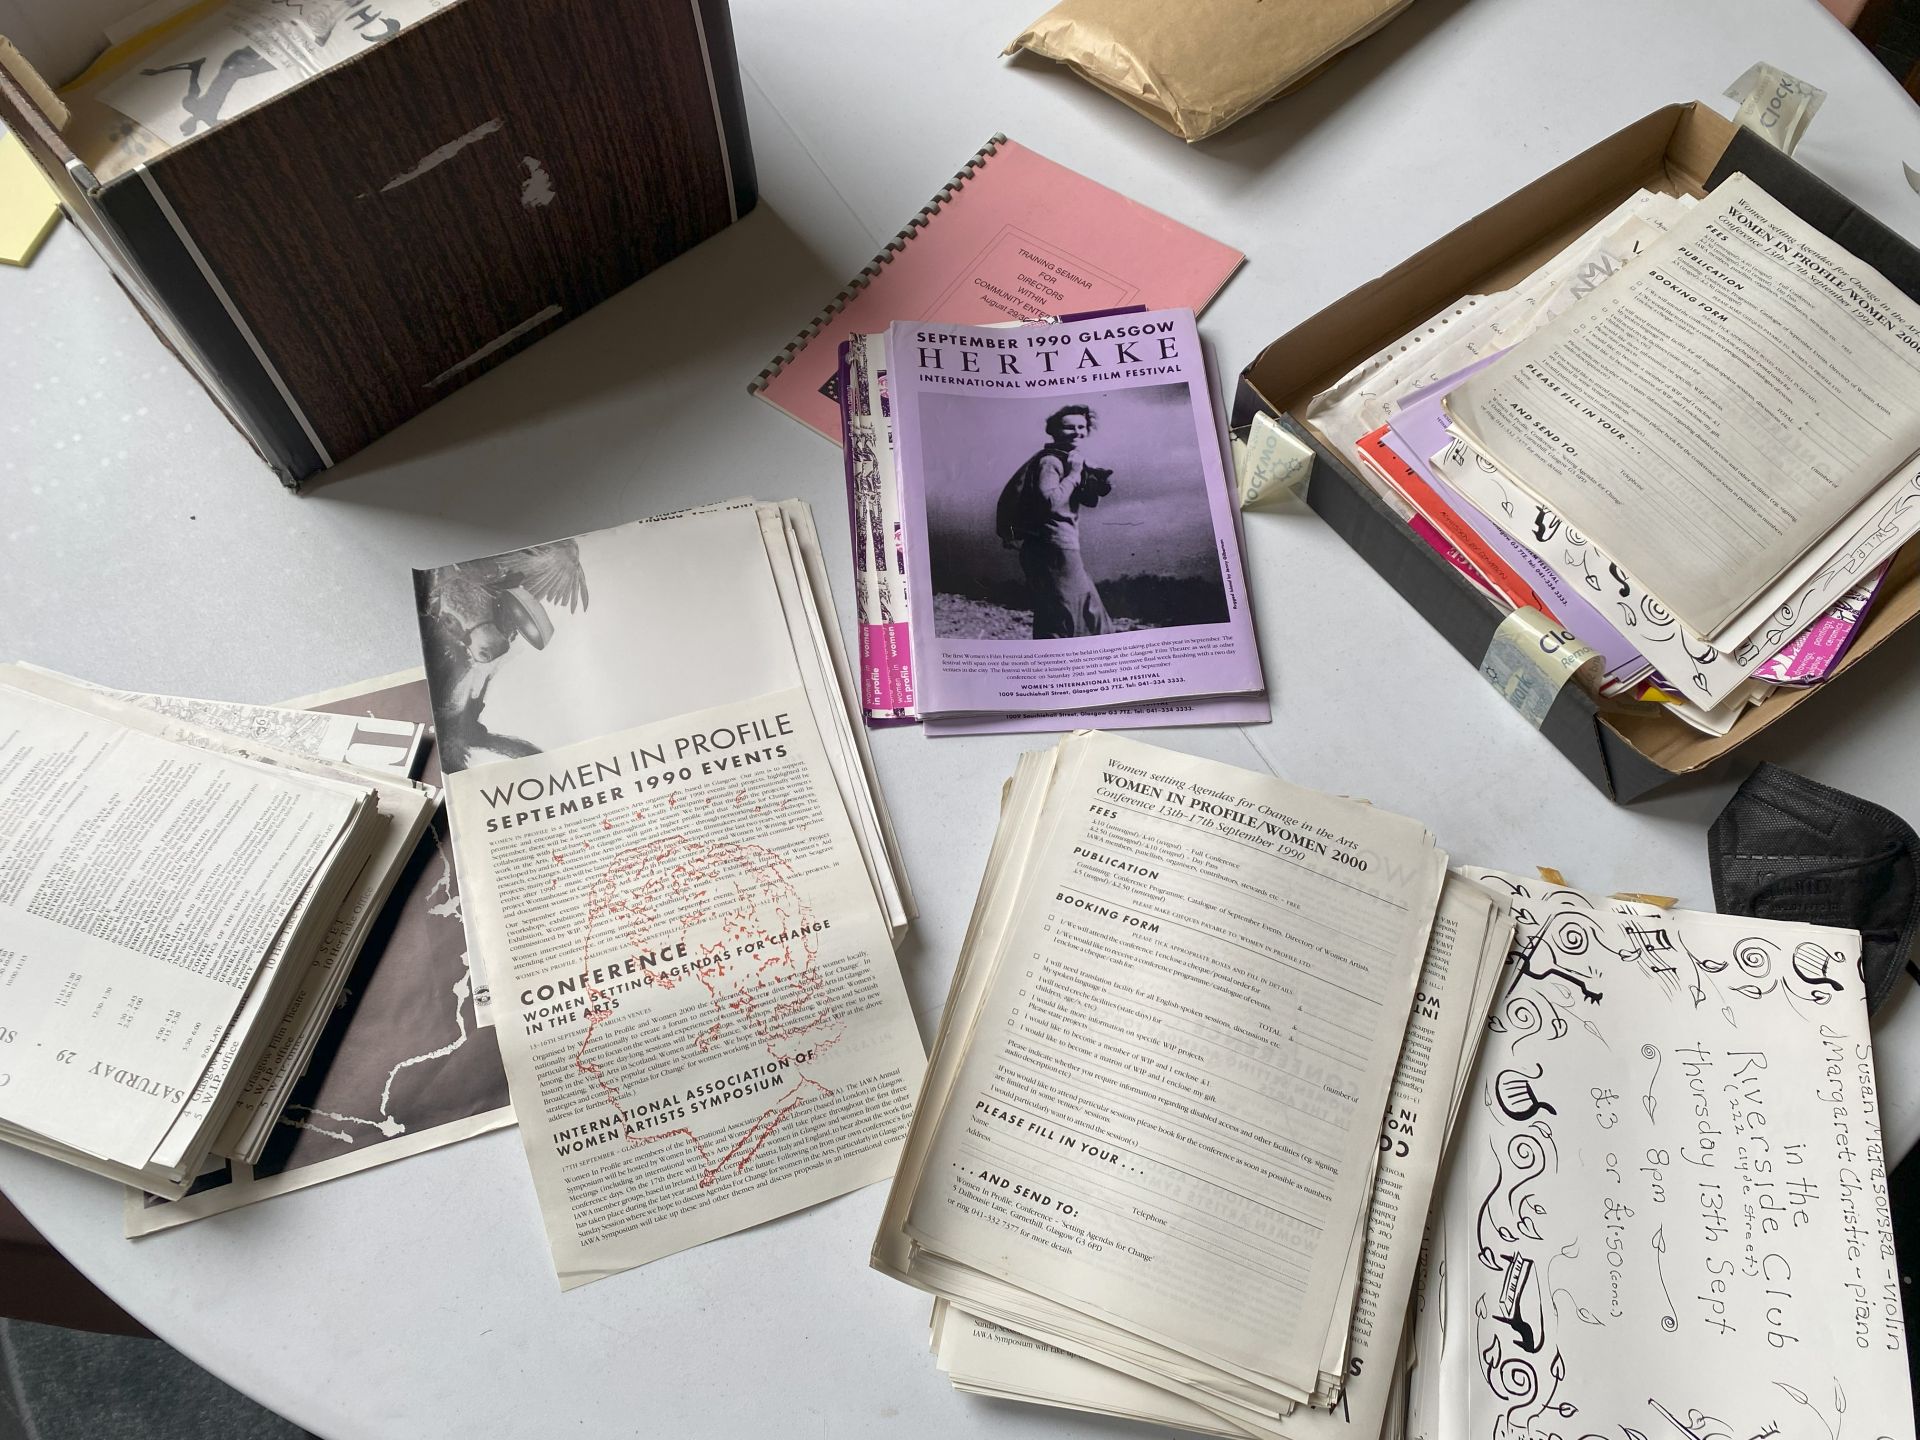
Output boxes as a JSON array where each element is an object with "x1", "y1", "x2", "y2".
[{"x1": 1709, "y1": 763, "x2": 1920, "y2": 1015}]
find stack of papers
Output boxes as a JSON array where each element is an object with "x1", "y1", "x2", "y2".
[
  {"x1": 125, "y1": 670, "x2": 514, "y2": 1236},
  {"x1": 416, "y1": 499, "x2": 926, "y2": 1287},
  {"x1": 837, "y1": 307, "x2": 1268, "y2": 735},
  {"x1": 1411, "y1": 871, "x2": 1915, "y2": 1439},
  {"x1": 873, "y1": 731, "x2": 1514, "y2": 1437},
  {"x1": 0, "y1": 663, "x2": 434, "y2": 1197},
  {"x1": 1308, "y1": 173, "x2": 1918, "y2": 737}
]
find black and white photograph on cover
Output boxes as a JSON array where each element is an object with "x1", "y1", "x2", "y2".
[
  {"x1": 920, "y1": 384, "x2": 1231, "y2": 641},
  {"x1": 414, "y1": 537, "x2": 591, "y2": 772}
]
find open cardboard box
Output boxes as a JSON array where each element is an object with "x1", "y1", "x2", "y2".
[
  {"x1": 0, "y1": 0, "x2": 755, "y2": 488},
  {"x1": 1233, "y1": 102, "x2": 1920, "y2": 803}
]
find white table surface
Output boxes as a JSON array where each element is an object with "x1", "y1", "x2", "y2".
[{"x1": 5, "y1": 1, "x2": 1920, "y2": 1435}]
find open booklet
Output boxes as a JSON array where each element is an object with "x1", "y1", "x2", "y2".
[
  {"x1": 882, "y1": 308, "x2": 1268, "y2": 727},
  {"x1": 873, "y1": 731, "x2": 1515, "y2": 1436},
  {"x1": 17, "y1": 666, "x2": 441, "y2": 1168},
  {"x1": 0, "y1": 663, "x2": 429, "y2": 1197},
  {"x1": 125, "y1": 670, "x2": 514, "y2": 1237}
]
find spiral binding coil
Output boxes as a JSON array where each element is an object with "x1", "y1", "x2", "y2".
[{"x1": 749, "y1": 135, "x2": 1009, "y2": 394}]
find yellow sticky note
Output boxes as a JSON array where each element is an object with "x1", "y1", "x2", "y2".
[{"x1": 0, "y1": 129, "x2": 61, "y2": 267}]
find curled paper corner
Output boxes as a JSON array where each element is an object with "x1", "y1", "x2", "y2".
[
  {"x1": 1722, "y1": 62, "x2": 1825, "y2": 156},
  {"x1": 1905, "y1": 162, "x2": 1920, "y2": 196},
  {"x1": 1233, "y1": 410, "x2": 1313, "y2": 510},
  {"x1": 1536, "y1": 867, "x2": 1569, "y2": 886}
]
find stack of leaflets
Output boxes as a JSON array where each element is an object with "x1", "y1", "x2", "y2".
[
  {"x1": 1409, "y1": 871, "x2": 1915, "y2": 1440},
  {"x1": 1307, "y1": 172, "x2": 1918, "y2": 738},
  {"x1": 0, "y1": 663, "x2": 435, "y2": 1197},
  {"x1": 416, "y1": 499, "x2": 925, "y2": 1287},
  {"x1": 126, "y1": 670, "x2": 514, "y2": 1236},
  {"x1": 415, "y1": 498, "x2": 912, "y2": 1021},
  {"x1": 873, "y1": 731, "x2": 1514, "y2": 1437},
  {"x1": 837, "y1": 306, "x2": 1268, "y2": 735}
]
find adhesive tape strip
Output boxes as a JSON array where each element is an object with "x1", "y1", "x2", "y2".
[
  {"x1": 1234, "y1": 411, "x2": 1313, "y2": 510},
  {"x1": 1722, "y1": 62, "x2": 1826, "y2": 157},
  {"x1": 1481, "y1": 607, "x2": 1603, "y2": 729}
]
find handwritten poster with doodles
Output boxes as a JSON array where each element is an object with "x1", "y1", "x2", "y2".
[
  {"x1": 1414, "y1": 871, "x2": 1912, "y2": 1440},
  {"x1": 446, "y1": 688, "x2": 925, "y2": 1289}
]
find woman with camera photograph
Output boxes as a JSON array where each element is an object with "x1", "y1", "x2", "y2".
[{"x1": 993, "y1": 404, "x2": 1115, "y2": 639}]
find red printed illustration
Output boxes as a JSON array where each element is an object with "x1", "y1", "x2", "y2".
[{"x1": 572, "y1": 835, "x2": 845, "y2": 1187}]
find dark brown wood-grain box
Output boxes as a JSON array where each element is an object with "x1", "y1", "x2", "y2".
[
  {"x1": 1233, "y1": 103, "x2": 1920, "y2": 803},
  {"x1": 0, "y1": 0, "x2": 755, "y2": 487}
]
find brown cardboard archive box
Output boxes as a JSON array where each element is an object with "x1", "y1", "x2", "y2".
[
  {"x1": 0, "y1": 0, "x2": 756, "y2": 488},
  {"x1": 1233, "y1": 103, "x2": 1920, "y2": 803}
]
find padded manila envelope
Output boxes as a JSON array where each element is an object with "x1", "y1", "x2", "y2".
[{"x1": 1004, "y1": 0, "x2": 1415, "y2": 141}]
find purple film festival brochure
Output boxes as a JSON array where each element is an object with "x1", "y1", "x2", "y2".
[{"x1": 889, "y1": 307, "x2": 1265, "y2": 721}]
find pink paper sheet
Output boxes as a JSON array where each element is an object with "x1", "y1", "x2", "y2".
[{"x1": 753, "y1": 138, "x2": 1242, "y2": 441}]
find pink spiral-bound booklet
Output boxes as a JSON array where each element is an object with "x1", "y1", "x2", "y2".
[{"x1": 751, "y1": 137, "x2": 1242, "y2": 441}]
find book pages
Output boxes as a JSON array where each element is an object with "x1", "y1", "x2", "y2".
[
  {"x1": 3, "y1": 663, "x2": 438, "y2": 1166},
  {"x1": 126, "y1": 672, "x2": 514, "y2": 1236}
]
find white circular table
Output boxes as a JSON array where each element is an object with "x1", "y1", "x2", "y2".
[{"x1": 5, "y1": 1, "x2": 1920, "y2": 1434}]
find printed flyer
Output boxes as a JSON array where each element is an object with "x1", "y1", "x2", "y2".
[
  {"x1": 447, "y1": 688, "x2": 925, "y2": 1288},
  {"x1": 889, "y1": 307, "x2": 1263, "y2": 718}
]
